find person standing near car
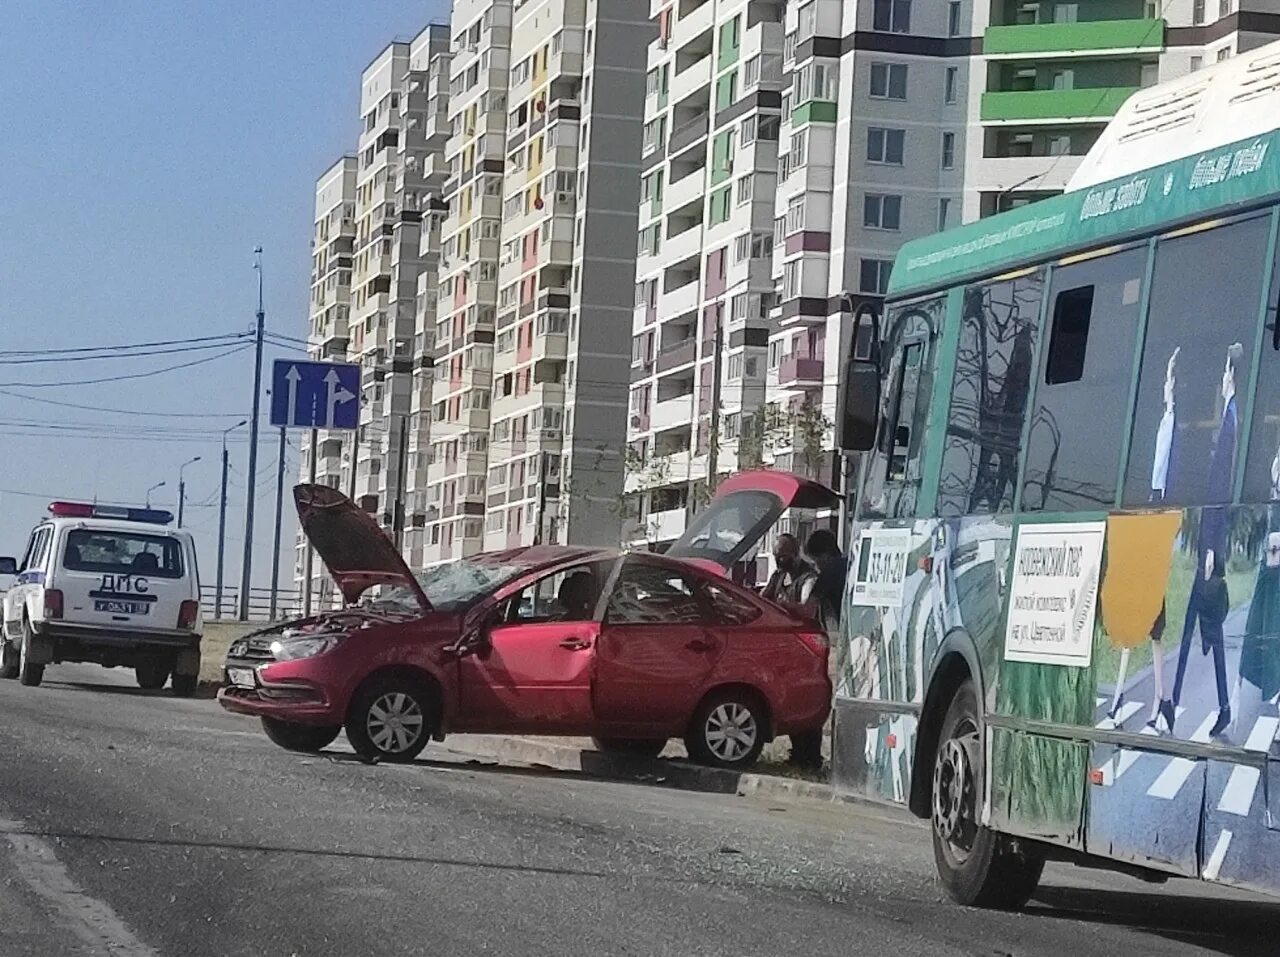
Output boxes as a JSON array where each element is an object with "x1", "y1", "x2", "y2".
[{"x1": 761, "y1": 533, "x2": 816, "y2": 612}]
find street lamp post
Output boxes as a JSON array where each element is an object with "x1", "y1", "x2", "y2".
[
  {"x1": 145, "y1": 481, "x2": 166, "y2": 508},
  {"x1": 239, "y1": 246, "x2": 267, "y2": 619},
  {"x1": 215, "y1": 419, "x2": 248, "y2": 619},
  {"x1": 177, "y1": 456, "x2": 202, "y2": 528}
]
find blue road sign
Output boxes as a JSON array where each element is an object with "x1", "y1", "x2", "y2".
[{"x1": 269, "y1": 359, "x2": 360, "y2": 431}]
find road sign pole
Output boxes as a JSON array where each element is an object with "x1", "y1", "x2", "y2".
[
  {"x1": 269, "y1": 427, "x2": 286, "y2": 620},
  {"x1": 303, "y1": 428, "x2": 318, "y2": 618},
  {"x1": 239, "y1": 248, "x2": 266, "y2": 620}
]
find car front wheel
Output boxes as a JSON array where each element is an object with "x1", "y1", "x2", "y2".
[
  {"x1": 345, "y1": 676, "x2": 436, "y2": 764},
  {"x1": 685, "y1": 690, "x2": 766, "y2": 770},
  {"x1": 0, "y1": 639, "x2": 18, "y2": 680},
  {"x1": 931, "y1": 680, "x2": 1044, "y2": 910},
  {"x1": 18, "y1": 622, "x2": 43, "y2": 687},
  {"x1": 261, "y1": 717, "x2": 341, "y2": 753}
]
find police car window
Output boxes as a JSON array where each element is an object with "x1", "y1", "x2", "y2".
[
  {"x1": 19, "y1": 529, "x2": 43, "y2": 572},
  {"x1": 62, "y1": 530, "x2": 184, "y2": 580},
  {"x1": 29, "y1": 528, "x2": 51, "y2": 571}
]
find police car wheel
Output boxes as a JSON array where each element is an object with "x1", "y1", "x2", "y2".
[
  {"x1": 135, "y1": 662, "x2": 170, "y2": 690},
  {"x1": 18, "y1": 622, "x2": 43, "y2": 688},
  {"x1": 171, "y1": 674, "x2": 197, "y2": 697},
  {"x1": 0, "y1": 640, "x2": 19, "y2": 680}
]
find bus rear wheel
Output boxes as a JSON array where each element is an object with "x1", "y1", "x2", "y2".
[{"x1": 931, "y1": 680, "x2": 1043, "y2": 910}]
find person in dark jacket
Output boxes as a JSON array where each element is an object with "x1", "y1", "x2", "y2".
[{"x1": 1198, "y1": 548, "x2": 1232, "y2": 738}]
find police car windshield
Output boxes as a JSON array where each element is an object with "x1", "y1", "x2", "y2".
[{"x1": 62, "y1": 530, "x2": 184, "y2": 580}]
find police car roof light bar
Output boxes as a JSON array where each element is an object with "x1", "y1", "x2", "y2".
[{"x1": 48, "y1": 502, "x2": 175, "y2": 525}]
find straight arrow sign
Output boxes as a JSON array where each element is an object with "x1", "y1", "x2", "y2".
[{"x1": 285, "y1": 365, "x2": 302, "y2": 427}]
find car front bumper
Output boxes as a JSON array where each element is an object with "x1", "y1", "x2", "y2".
[{"x1": 217, "y1": 657, "x2": 339, "y2": 725}]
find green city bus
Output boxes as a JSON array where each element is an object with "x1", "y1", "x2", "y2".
[{"x1": 835, "y1": 46, "x2": 1280, "y2": 907}]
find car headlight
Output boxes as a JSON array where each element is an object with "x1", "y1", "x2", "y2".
[{"x1": 269, "y1": 634, "x2": 345, "y2": 661}]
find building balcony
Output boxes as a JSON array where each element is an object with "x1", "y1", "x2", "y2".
[
  {"x1": 984, "y1": 19, "x2": 1164, "y2": 58},
  {"x1": 652, "y1": 394, "x2": 694, "y2": 432},
  {"x1": 665, "y1": 166, "x2": 706, "y2": 214},
  {"x1": 980, "y1": 87, "x2": 1139, "y2": 124},
  {"x1": 659, "y1": 277, "x2": 701, "y2": 319},
  {"x1": 670, "y1": 57, "x2": 713, "y2": 113},
  {"x1": 655, "y1": 339, "x2": 697, "y2": 374},
  {"x1": 777, "y1": 355, "x2": 824, "y2": 389}
]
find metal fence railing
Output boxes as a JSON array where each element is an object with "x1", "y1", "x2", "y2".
[{"x1": 201, "y1": 586, "x2": 302, "y2": 623}]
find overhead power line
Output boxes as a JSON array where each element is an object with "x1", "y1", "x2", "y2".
[
  {"x1": 0, "y1": 338, "x2": 249, "y2": 366},
  {"x1": 4, "y1": 345, "x2": 250, "y2": 389},
  {"x1": 0, "y1": 333, "x2": 247, "y2": 358}
]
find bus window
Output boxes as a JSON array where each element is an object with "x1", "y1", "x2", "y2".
[
  {"x1": 859, "y1": 296, "x2": 942, "y2": 519},
  {"x1": 1123, "y1": 214, "x2": 1272, "y2": 507},
  {"x1": 1242, "y1": 232, "x2": 1280, "y2": 504},
  {"x1": 936, "y1": 273, "x2": 1043, "y2": 517},
  {"x1": 1023, "y1": 246, "x2": 1147, "y2": 512}
]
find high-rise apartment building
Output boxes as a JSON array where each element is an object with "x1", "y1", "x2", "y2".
[
  {"x1": 626, "y1": 0, "x2": 1280, "y2": 556},
  {"x1": 295, "y1": 25, "x2": 451, "y2": 596},
  {"x1": 422, "y1": 0, "x2": 651, "y2": 564}
]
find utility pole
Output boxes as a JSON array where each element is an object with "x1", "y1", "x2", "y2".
[
  {"x1": 239, "y1": 246, "x2": 266, "y2": 620},
  {"x1": 533, "y1": 452, "x2": 548, "y2": 546},
  {"x1": 215, "y1": 420, "x2": 246, "y2": 619},
  {"x1": 706, "y1": 306, "x2": 724, "y2": 495},
  {"x1": 302, "y1": 428, "x2": 318, "y2": 617},
  {"x1": 394, "y1": 415, "x2": 409, "y2": 551},
  {"x1": 269, "y1": 427, "x2": 286, "y2": 620},
  {"x1": 347, "y1": 431, "x2": 359, "y2": 501}
]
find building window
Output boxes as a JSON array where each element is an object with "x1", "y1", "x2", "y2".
[
  {"x1": 728, "y1": 353, "x2": 744, "y2": 380},
  {"x1": 938, "y1": 197, "x2": 951, "y2": 231},
  {"x1": 867, "y1": 126, "x2": 905, "y2": 165},
  {"x1": 1193, "y1": 0, "x2": 1205, "y2": 22},
  {"x1": 1219, "y1": 0, "x2": 1231, "y2": 16},
  {"x1": 1217, "y1": 45, "x2": 1232, "y2": 62},
  {"x1": 941, "y1": 131, "x2": 956, "y2": 169},
  {"x1": 873, "y1": 0, "x2": 911, "y2": 32},
  {"x1": 740, "y1": 115, "x2": 757, "y2": 145},
  {"x1": 948, "y1": 1, "x2": 961, "y2": 36},
  {"x1": 944, "y1": 66, "x2": 958, "y2": 104},
  {"x1": 786, "y1": 195, "x2": 806, "y2": 234},
  {"x1": 859, "y1": 258, "x2": 893, "y2": 294},
  {"x1": 784, "y1": 260, "x2": 802, "y2": 299},
  {"x1": 870, "y1": 63, "x2": 908, "y2": 100},
  {"x1": 1189, "y1": 54, "x2": 1203, "y2": 71},
  {"x1": 744, "y1": 54, "x2": 761, "y2": 89},
  {"x1": 864, "y1": 194, "x2": 902, "y2": 231},
  {"x1": 797, "y1": 1, "x2": 818, "y2": 40},
  {"x1": 736, "y1": 174, "x2": 754, "y2": 205}
]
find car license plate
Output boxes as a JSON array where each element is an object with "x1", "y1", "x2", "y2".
[
  {"x1": 227, "y1": 667, "x2": 256, "y2": 689},
  {"x1": 94, "y1": 599, "x2": 149, "y2": 615}
]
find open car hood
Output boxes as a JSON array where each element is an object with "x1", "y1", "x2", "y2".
[
  {"x1": 666, "y1": 470, "x2": 838, "y2": 574},
  {"x1": 293, "y1": 484, "x2": 431, "y2": 610}
]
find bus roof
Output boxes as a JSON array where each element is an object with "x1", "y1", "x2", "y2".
[{"x1": 888, "y1": 39, "x2": 1280, "y2": 301}]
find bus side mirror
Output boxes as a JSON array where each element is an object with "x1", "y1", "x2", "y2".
[{"x1": 839, "y1": 302, "x2": 881, "y2": 453}]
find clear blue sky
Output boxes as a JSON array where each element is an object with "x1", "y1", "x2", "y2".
[{"x1": 0, "y1": 1, "x2": 449, "y2": 604}]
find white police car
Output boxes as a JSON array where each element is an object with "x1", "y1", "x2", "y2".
[{"x1": 0, "y1": 501, "x2": 204, "y2": 694}]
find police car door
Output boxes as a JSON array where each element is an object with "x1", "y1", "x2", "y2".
[
  {"x1": 4, "y1": 525, "x2": 50, "y2": 640},
  {"x1": 58, "y1": 526, "x2": 188, "y2": 631}
]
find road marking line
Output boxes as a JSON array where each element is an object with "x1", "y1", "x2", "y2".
[
  {"x1": 1217, "y1": 767, "x2": 1260, "y2": 817},
  {"x1": 1097, "y1": 700, "x2": 1144, "y2": 730},
  {"x1": 1244, "y1": 715, "x2": 1279, "y2": 752},
  {"x1": 0, "y1": 814, "x2": 159, "y2": 956},
  {"x1": 1146, "y1": 712, "x2": 1216, "y2": 800},
  {"x1": 1096, "y1": 697, "x2": 1106, "y2": 708},
  {"x1": 1203, "y1": 829, "x2": 1232, "y2": 881}
]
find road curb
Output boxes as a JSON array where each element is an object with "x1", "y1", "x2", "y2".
[{"x1": 441, "y1": 733, "x2": 884, "y2": 810}]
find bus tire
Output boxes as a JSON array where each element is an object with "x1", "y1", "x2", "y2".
[{"x1": 930, "y1": 680, "x2": 1043, "y2": 910}]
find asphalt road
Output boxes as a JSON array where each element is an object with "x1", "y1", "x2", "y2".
[{"x1": 0, "y1": 665, "x2": 1274, "y2": 957}]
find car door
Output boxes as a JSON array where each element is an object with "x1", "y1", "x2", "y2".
[
  {"x1": 592, "y1": 557, "x2": 725, "y2": 732},
  {"x1": 56, "y1": 527, "x2": 189, "y2": 632},
  {"x1": 457, "y1": 559, "x2": 617, "y2": 734},
  {"x1": 5, "y1": 527, "x2": 47, "y2": 641}
]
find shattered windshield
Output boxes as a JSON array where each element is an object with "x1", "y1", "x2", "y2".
[{"x1": 363, "y1": 561, "x2": 527, "y2": 614}]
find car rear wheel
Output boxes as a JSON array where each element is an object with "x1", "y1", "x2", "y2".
[
  {"x1": 685, "y1": 689, "x2": 766, "y2": 770},
  {"x1": 0, "y1": 639, "x2": 18, "y2": 680},
  {"x1": 592, "y1": 737, "x2": 666, "y2": 758},
  {"x1": 171, "y1": 674, "x2": 198, "y2": 698},
  {"x1": 931, "y1": 680, "x2": 1044, "y2": 910},
  {"x1": 345, "y1": 676, "x2": 436, "y2": 764},
  {"x1": 261, "y1": 717, "x2": 341, "y2": 753},
  {"x1": 18, "y1": 621, "x2": 43, "y2": 688},
  {"x1": 135, "y1": 662, "x2": 171, "y2": 690}
]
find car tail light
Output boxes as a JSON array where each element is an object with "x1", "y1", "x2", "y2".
[
  {"x1": 177, "y1": 600, "x2": 199, "y2": 630},
  {"x1": 43, "y1": 589, "x2": 64, "y2": 620},
  {"x1": 795, "y1": 631, "x2": 828, "y2": 660}
]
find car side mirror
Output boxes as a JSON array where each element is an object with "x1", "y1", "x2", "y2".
[
  {"x1": 839, "y1": 301, "x2": 881, "y2": 453},
  {"x1": 0, "y1": 557, "x2": 18, "y2": 576}
]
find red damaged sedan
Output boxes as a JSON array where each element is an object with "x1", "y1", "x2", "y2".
[{"x1": 219, "y1": 471, "x2": 834, "y2": 769}]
